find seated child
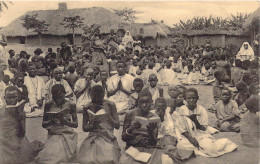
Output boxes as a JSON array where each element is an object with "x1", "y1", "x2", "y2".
[
  {"x1": 129, "y1": 78, "x2": 144, "y2": 110},
  {"x1": 212, "y1": 71, "x2": 224, "y2": 104},
  {"x1": 240, "y1": 96, "x2": 260, "y2": 148},
  {"x1": 215, "y1": 87, "x2": 240, "y2": 132},
  {"x1": 64, "y1": 65, "x2": 78, "y2": 90},
  {"x1": 184, "y1": 65, "x2": 199, "y2": 85},
  {"x1": 234, "y1": 81, "x2": 249, "y2": 112},
  {"x1": 128, "y1": 59, "x2": 139, "y2": 77},
  {"x1": 155, "y1": 97, "x2": 195, "y2": 163},
  {"x1": 230, "y1": 59, "x2": 244, "y2": 87},
  {"x1": 78, "y1": 85, "x2": 120, "y2": 164},
  {"x1": 176, "y1": 88, "x2": 237, "y2": 157},
  {"x1": 159, "y1": 60, "x2": 179, "y2": 86},
  {"x1": 13, "y1": 73, "x2": 29, "y2": 103},
  {"x1": 35, "y1": 84, "x2": 78, "y2": 163},
  {"x1": 3, "y1": 74, "x2": 11, "y2": 86},
  {"x1": 0, "y1": 86, "x2": 43, "y2": 164},
  {"x1": 119, "y1": 90, "x2": 174, "y2": 164},
  {"x1": 143, "y1": 74, "x2": 163, "y2": 104}
]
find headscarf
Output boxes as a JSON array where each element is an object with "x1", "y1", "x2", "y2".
[
  {"x1": 236, "y1": 42, "x2": 254, "y2": 61},
  {"x1": 122, "y1": 31, "x2": 134, "y2": 48}
]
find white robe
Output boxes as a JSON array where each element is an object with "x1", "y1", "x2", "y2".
[
  {"x1": 24, "y1": 76, "x2": 45, "y2": 117},
  {"x1": 74, "y1": 79, "x2": 96, "y2": 112},
  {"x1": 176, "y1": 105, "x2": 237, "y2": 157},
  {"x1": 107, "y1": 74, "x2": 134, "y2": 113}
]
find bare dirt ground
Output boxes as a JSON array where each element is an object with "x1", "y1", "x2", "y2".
[{"x1": 25, "y1": 85, "x2": 260, "y2": 164}]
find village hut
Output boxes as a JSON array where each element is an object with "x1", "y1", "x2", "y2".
[
  {"x1": 123, "y1": 21, "x2": 172, "y2": 47},
  {"x1": 181, "y1": 30, "x2": 250, "y2": 47},
  {"x1": 243, "y1": 7, "x2": 260, "y2": 44},
  {"x1": 0, "y1": 3, "x2": 125, "y2": 46}
]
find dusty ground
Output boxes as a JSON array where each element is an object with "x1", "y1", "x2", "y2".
[{"x1": 25, "y1": 85, "x2": 260, "y2": 164}]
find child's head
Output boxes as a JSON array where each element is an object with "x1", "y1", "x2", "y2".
[
  {"x1": 91, "y1": 85, "x2": 105, "y2": 104},
  {"x1": 241, "y1": 73, "x2": 251, "y2": 86},
  {"x1": 138, "y1": 89, "x2": 153, "y2": 115},
  {"x1": 248, "y1": 83, "x2": 259, "y2": 95},
  {"x1": 211, "y1": 61, "x2": 217, "y2": 69},
  {"x1": 148, "y1": 74, "x2": 158, "y2": 88},
  {"x1": 4, "y1": 86, "x2": 19, "y2": 105},
  {"x1": 155, "y1": 97, "x2": 167, "y2": 122},
  {"x1": 3, "y1": 74, "x2": 10, "y2": 84},
  {"x1": 14, "y1": 73, "x2": 25, "y2": 88},
  {"x1": 221, "y1": 87, "x2": 232, "y2": 104},
  {"x1": 184, "y1": 88, "x2": 199, "y2": 110},
  {"x1": 8, "y1": 49, "x2": 15, "y2": 58},
  {"x1": 235, "y1": 59, "x2": 242, "y2": 68},
  {"x1": 116, "y1": 60, "x2": 126, "y2": 76},
  {"x1": 167, "y1": 85, "x2": 179, "y2": 99},
  {"x1": 165, "y1": 60, "x2": 172, "y2": 69},
  {"x1": 133, "y1": 78, "x2": 144, "y2": 93},
  {"x1": 100, "y1": 70, "x2": 108, "y2": 82},
  {"x1": 214, "y1": 70, "x2": 223, "y2": 82},
  {"x1": 242, "y1": 60, "x2": 251, "y2": 70},
  {"x1": 68, "y1": 65, "x2": 75, "y2": 74},
  {"x1": 187, "y1": 64, "x2": 193, "y2": 72},
  {"x1": 177, "y1": 85, "x2": 187, "y2": 99},
  {"x1": 236, "y1": 81, "x2": 248, "y2": 93},
  {"x1": 52, "y1": 84, "x2": 66, "y2": 105},
  {"x1": 245, "y1": 95, "x2": 259, "y2": 114}
]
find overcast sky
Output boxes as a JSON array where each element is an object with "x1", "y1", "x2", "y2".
[{"x1": 0, "y1": 1, "x2": 259, "y2": 27}]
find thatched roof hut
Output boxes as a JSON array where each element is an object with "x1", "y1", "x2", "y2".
[
  {"x1": 0, "y1": 3, "x2": 125, "y2": 37},
  {"x1": 180, "y1": 30, "x2": 248, "y2": 36},
  {"x1": 126, "y1": 21, "x2": 171, "y2": 39},
  {"x1": 243, "y1": 7, "x2": 260, "y2": 30}
]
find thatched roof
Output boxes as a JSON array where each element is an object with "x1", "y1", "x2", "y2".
[
  {"x1": 176, "y1": 30, "x2": 249, "y2": 37},
  {"x1": 125, "y1": 21, "x2": 171, "y2": 38},
  {"x1": 0, "y1": 6, "x2": 125, "y2": 37},
  {"x1": 243, "y1": 7, "x2": 260, "y2": 29}
]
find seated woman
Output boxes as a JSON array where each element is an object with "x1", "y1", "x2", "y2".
[
  {"x1": 78, "y1": 85, "x2": 121, "y2": 164},
  {"x1": 0, "y1": 86, "x2": 42, "y2": 164},
  {"x1": 176, "y1": 88, "x2": 237, "y2": 157},
  {"x1": 215, "y1": 87, "x2": 241, "y2": 132},
  {"x1": 240, "y1": 96, "x2": 260, "y2": 148},
  {"x1": 119, "y1": 90, "x2": 174, "y2": 164},
  {"x1": 35, "y1": 84, "x2": 78, "y2": 163}
]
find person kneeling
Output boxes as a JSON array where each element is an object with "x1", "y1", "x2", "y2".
[
  {"x1": 78, "y1": 85, "x2": 121, "y2": 164},
  {"x1": 35, "y1": 84, "x2": 78, "y2": 163},
  {"x1": 119, "y1": 90, "x2": 174, "y2": 164}
]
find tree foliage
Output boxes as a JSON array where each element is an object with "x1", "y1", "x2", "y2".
[
  {"x1": 113, "y1": 7, "x2": 140, "y2": 24},
  {"x1": 173, "y1": 13, "x2": 251, "y2": 31},
  {"x1": 0, "y1": 1, "x2": 12, "y2": 16},
  {"x1": 21, "y1": 14, "x2": 39, "y2": 31},
  {"x1": 61, "y1": 15, "x2": 84, "y2": 31}
]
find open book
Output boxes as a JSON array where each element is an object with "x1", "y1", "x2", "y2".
[
  {"x1": 125, "y1": 146, "x2": 151, "y2": 163},
  {"x1": 46, "y1": 107, "x2": 69, "y2": 120},
  {"x1": 133, "y1": 116, "x2": 160, "y2": 135},
  {"x1": 87, "y1": 109, "x2": 107, "y2": 122}
]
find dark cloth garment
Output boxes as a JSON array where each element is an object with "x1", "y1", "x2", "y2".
[
  {"x1": 15, "y1": 85, "x2": 29, "y2": 103},
  {"x1": 122, "y1": 108, "x2": 158, "y2": 149},
  {"x1": 64, "y1": 73, "x2": 78, "y2": 90},
  {"x1": 60, "y1": 46, "x2": 72, "y2": 64}
]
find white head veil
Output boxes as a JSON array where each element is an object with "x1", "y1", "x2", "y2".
[
  {"x1": 122, "y1": 31, "x2": 134, "y2": 47},
  {"x1": 236, "y1": 42, "x2": 255, "y2": 61}
]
